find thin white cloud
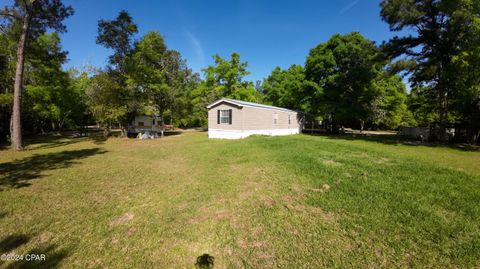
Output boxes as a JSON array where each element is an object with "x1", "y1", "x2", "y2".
[
  {"x1": 340, "y1": 0, "x2": 361, "y2": 14},
  {"x1": 184, "y1": 30, "x2": 205, "y2": 67}
]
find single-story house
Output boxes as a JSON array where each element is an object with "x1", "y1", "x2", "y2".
[
  {"x1": 128, "y1": 115, "x2": 163, "y2": 134},
  {"x1": 207, "y1": 98, "x2": 304, "y2": 139}
]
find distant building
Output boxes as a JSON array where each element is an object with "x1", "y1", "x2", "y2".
[
  {"x1": 128, "y1": 115, "x2": 163, "y2": 134},
  {"x1": 207, "y1": 98, "x2": 304, "y2": 139}
]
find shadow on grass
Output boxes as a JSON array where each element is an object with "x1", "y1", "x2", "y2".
[
  {"x1": 0, "y1": 234, "x2": 30, "y2": 253},
  {"x1": 90, "y1": 135, "x2": 108, "y2": 145},
  {"x1": 0, "y1": 234, "x2": 70, "y2": 268},
  {"x1": 23, "y1": 134, "x2": 109, "y2": 150},
  {"x1": 307, "y1": 133, "x2": 480, "y2": 152},
  {"x1": 195, "y1": 253, "x2": 215, "y2": 269},
  {"x1": 163, "y1": 131, "x2": 183, "y2": 137},
  {"x1": 0, "y1": 211, "x2": 7, "y2": 219},
  {"x1": 0, "y1": 148, "x2": 107, "y2": 189}
]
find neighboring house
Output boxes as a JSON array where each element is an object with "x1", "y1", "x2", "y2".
[
  {"x1": 207, "y1": 98, "x2": 304, "y2": 139},
  {"x1": 400, "y1": 126, "x2": 455, "y2": 141},
  {"x1": 128, "y1": 115, "x2": 163, "y2": 134}
]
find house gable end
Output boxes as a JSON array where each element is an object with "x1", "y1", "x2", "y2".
[{"x1": 207, "y1": 101, "x2": 243, "y2": 110}]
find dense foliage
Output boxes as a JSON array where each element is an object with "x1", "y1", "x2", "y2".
[
  {"x1": 192, "y1": 52, "x2": 260, "y2": 126},
  {"x1": 0, "y1": 0, "x2": 479, "y2": 145},
  {"x1": 381, "y1": 0, "x2": 480, "y2": 141},
  {"x1": 262, "y1": 33, "x2": 412, "y2": 130},
  {"x1": 0, "y1": 0, "x2": 73, "y2": 149}
]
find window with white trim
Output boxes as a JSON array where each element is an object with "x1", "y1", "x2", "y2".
[
  {"x1": 273, "y1": 112, "x2": 278, "y2": 125},
  {"x1": 288, "y1": 114, "x2": 291, "y2": 125},
  {"x1": 220, "y1": 110, "x2": 231, "y2": 124}
]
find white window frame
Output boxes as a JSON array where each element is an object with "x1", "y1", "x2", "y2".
[
  {"x1": 273, "y1": 112, "x2": 278, "y2": 125},
  {"x1": 288, "y1": 114, "x2": 291, "y2": 125},
  {"x1": 220, "y1": 110, "x2": 230, "y2": 124}
]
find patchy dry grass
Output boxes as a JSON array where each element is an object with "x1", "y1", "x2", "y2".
[{"x1": 0, "y1": 132, "x2": 479, "y2": 268}]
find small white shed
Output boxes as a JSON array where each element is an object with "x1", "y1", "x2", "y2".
[{"x1": 128, "y1": 115, "x2": 163, "y2": 134}]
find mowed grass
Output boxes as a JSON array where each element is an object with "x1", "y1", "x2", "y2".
[{"x1": 0, "y1": 132, "x2": 479, "y2": 268}]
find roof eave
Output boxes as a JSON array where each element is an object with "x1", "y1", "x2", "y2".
[{"x1": 206, "y1": 99, "x2": 243, "y2": 109}]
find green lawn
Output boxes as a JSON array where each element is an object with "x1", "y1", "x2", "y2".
[{"x1": 1, "y1": 132, "x2": 479, "y2": 268}]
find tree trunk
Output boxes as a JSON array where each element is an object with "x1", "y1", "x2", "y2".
[
  {"x1": 170, "y1": 102, "x2": 174, "y2": 130},
  {"x1": 470, "y1": 128, "x2": 480, "y2": 145},
  {"x1": 10, "y1": 14, "x2": 30, "y2": 151},
  {"x1": 160, "y1": 111, "x2": 164, "y2": 137},
  {"x1": 438, "y1": 89, "x2": 449, "y2": 142},
  {"x1": 120, "y1": 121, "x2": 128, "y2": 137},
  {"x1": 103, "y1": 126, "x2": 110, "y2": 137}
]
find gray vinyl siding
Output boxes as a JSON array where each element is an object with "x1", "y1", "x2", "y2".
[
  {"x1": 208, "y1": 103, "x2": 243, "y2": 130},
  {"x1": 208, "y1": 102, "x2": 302, "y2": 131},
  {"x1": 241, "y1": 106, "x2": 300, "y2": 130}
]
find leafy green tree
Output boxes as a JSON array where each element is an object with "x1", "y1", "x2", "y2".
[
  {"x1": 262, "y1": 65, "x2": 310, "y2": 111},
  {"x1": 304, "y1": 32, "x2": 412, "y2": 131},
  {"x1": 85, "y1": 72, "x2": 127, "y2": 134},
  {"x1": 193, "y1": 53, "x2": 259, "y2": 126},
  {"x1": 128, "y1": 31, "x2": 200, "y2": 129},
  {"x1": 95, "y1": 10, "x2": 139, "y2": 136},
  {"x1": 370, "y1": 74, "x2": 413, "y2": 129},
  {"x1": 97, "y1": 10, "x2": 138, "y2": 72},
  {"x1": 67, "y1": 68, "x2": 92, "y2": 131},
  {"x1": 160, "y1": 50, "x2": 200, "y2": 127},
  {"x1": 0, "y1": 0, "x2": 73, "y2": 150},
  {"x1": 23, "y1": 32, "x2": 72, "y2": 132},
  {"x1": 305, "y1": 32, "x2": 383, "y2": 130},
  {"x1": 0, "y1": 26, "x2": 16, "y2": 142},
  {"x1": 449, "y1": 0, "x2": 480, "y2": 142},
  {"x1": 380, "y1": 0, "x2": 480, "y2": 141},
  {"x1": 0, "y1": 22, "x2": 81, "y2": 140},
  {"x1": 199, "y1": 53, "x2": 258, "y2": 102},
  {"x1": 128, "y1": 31, "x2": 168, "y2": 119},
  {"x1": 407, "y1": 86, "x2": 438, "y2": 127},
  {"x1": 172, "y1": 70, "x2": 201, "y2": 127}
]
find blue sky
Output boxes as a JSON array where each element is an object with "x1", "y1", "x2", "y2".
[{"x1": 59, "y1": 0, "x2": 399, "y2": 82}]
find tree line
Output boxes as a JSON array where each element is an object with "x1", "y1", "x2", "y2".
[{"x1": 1, "y1": 0, "x2": 479, "y2": 150}]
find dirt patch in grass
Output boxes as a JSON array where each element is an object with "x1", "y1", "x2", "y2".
[
  {"x1": 322, "y1": 184, "x2": 331, "y2": 192},
  {"x1": 36, "y1": 232, "x2": 54, "y2": 244},
  {"x1": 323, "y1": 159, "x2": 341, "y2": 166},
  {"x1": 249, "y1": 167, "x2": 268, "y2": 178},
  {"x1": 237, "y1": 239, "x2": 275, "y2": 268},
  {"x1": 189, "y1": 206, "x2": 235, "y2": 224},
  {"x1": 109, "y1": 212, "x2": 134, "y2": 226},
  {"x1": 238, "y1": 191, "x2": 255, "y2": 200},
  {"x1": 311, "y1": 184, "x2": 331, "y2": 193},
  {"x1": 374, "y1": 157, "x2": 390, "y2": 164},
  {"x1": 214, "y1": 209, "x2": 233, "y2": 220},
  {"x1": 295, "y1": 205, "x2": 335, "y2": 221},
  {"x1": 260, "y1": 197, "x2": 276, "y2": 209},
  {"x1": 285, "y1": 203, "x2": 335, "y2": 221},
  {"x1": 241, "y1": 181, "x2": 263, "y2": 192},
  {"x1": 351, "y1": 152, "x2": 370, "y2": 158}
]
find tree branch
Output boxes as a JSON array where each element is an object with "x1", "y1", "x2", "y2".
[
  {"x1": 0, "y1": 25, "x2": 9, "y2": 34},
  {"x1": 21, "y1": 0, "x2": 35, "y2": 15},
  {"x1": 0, "y1": 11, "x2": 20, "y2": 20}
]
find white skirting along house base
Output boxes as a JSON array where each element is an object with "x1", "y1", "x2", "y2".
[{"x1": 208, "y1": 128, "x2": 300, "y2": 139}]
